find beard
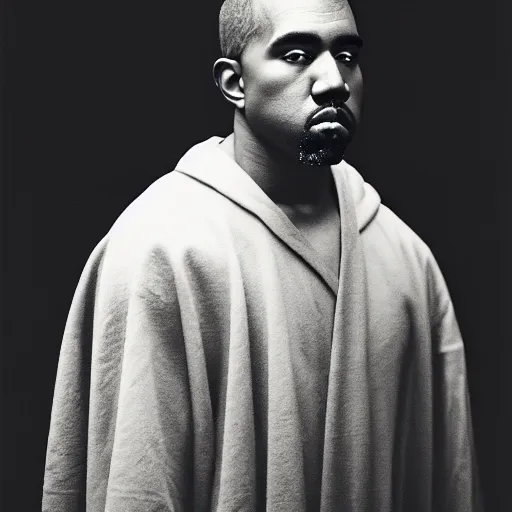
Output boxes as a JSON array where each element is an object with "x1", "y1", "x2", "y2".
[{"x1": 297, "y1": 128, "x2": 347, "y2": 166}]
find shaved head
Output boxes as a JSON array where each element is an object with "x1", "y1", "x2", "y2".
[
  {"x1": 219, "y1": 0, "x2": 268, "y2": 59},
  {"x1": 219, "y1": 0, "x2": 355, "y2": 60}
]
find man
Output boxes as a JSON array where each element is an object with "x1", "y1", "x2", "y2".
[{"x1": 43, "y1": 0, "x2": 482, "y2": 510}]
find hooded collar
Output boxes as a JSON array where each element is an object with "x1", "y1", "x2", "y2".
[{"x1": 174, "y1": 136, "x2": 381, "y2": 295}]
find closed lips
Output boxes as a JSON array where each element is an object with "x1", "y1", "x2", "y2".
[{"x1": 306, "y1": 105, "x2": 354, "y2": 132}]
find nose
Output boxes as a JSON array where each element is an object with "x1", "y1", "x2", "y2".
[{"x1": 311, "y1": 52, "x2": 350, "y2": 106}]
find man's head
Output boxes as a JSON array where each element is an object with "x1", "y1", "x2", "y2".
[{"x1": 214, "y1": 0, "x2": 363, "y2": 167}]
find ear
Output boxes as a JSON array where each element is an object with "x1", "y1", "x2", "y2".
[{"x1": 212, "y1": 58, "x2": 245, "y2": 109}]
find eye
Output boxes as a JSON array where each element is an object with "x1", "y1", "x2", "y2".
[
  {"x1": 283, "y1": 50, "x2": 312, "y2": 64},
  {"x1": 336, "y1": 50, "x2": 359, "y2": 65}
]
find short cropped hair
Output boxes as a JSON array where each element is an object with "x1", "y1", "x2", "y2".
[{"x1": 219, "y1": 0, "x2": 267, "y2": 60}]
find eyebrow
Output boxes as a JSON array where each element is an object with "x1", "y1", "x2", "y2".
[{"x1": 268, "y1": 31, "x2": 364, "y2": 51}]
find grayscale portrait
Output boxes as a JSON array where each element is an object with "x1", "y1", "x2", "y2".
[{"x1": 4, "y1": 0, "x2": 511, "y2": 510}]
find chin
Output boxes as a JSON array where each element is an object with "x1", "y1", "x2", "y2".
[
  {"x1": 298, "y1": 131, "x2": 347, "y2": 167},
  {"x1": 298, "y1": 148, "x2": 345, "y2": 166}
]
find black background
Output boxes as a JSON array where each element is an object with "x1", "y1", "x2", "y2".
[{"x1": 2, "y1": 0, "x2": 511, "y2": 510}]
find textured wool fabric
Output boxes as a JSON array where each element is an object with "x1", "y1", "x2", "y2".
[{"x1": 43, "y1": 136, "x2": 482, "y2": 512}]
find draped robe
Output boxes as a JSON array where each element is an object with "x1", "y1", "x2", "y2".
[{"x1": 43, "y1": 136, "x2": 482, "y2": 511}]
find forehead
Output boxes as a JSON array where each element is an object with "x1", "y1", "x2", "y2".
[{"x1": 258, "y1": 0, "x2": 357, "y2": 37}]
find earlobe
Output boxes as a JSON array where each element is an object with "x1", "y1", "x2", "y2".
[{"x1": 212, "y1": 58, "x2": 245, "y2": 109}]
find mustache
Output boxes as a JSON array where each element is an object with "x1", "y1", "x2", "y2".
[{"x1": 304, "y1": 101, "x2": 356, "y2": 132}]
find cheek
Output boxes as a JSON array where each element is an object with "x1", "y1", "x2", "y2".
[
  {"x1": 246, "y1": 93, "x2": 296, "y2": 132},
  {"x1": 244, "y1": 71, "x2": 309, "y2": 128},
  {"x1": 347, "y1": 68, "x2": 363, "y2": 121},
  {"x1": 244, "y1": 59, "x2": 310, "y2": 103},
  {"x1": 240, "y1": 46, "x2": 311, "y2": 116}
]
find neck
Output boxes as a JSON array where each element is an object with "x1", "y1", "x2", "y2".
[{"x1": 220, "y1": 111, "x2": 336, "y2": 209}]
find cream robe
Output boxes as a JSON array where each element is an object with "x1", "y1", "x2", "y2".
[{"x1": 43, "y1": 136, "x2": 482, "y2": 511}]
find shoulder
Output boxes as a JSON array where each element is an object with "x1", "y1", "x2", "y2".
[
  {"x1": 370, "y1": 203, "x2": 432, "y2": 259},
  {"x1": 338, "y1": 160, "x2": 435, "y2": 270},
  {"x1": 344, "y1": 159, "x2": 441, "y2": 286},
  {"x1": 83, "y1": 169, "x2": 237, "y2": 289},
  {"x1": 105, "y1": 169, "x2": 230, "y2": 253},
  {"x1": 366, "y1": 201, "x2": 452, "y2": 311},
  {"x1": 112, "y1": 170, "x2": 219, "y2": 236}
]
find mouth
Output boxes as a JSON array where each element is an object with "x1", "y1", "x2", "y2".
[{"x1": 305, "y1": 104, "x2": 355, "y2": 134}]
